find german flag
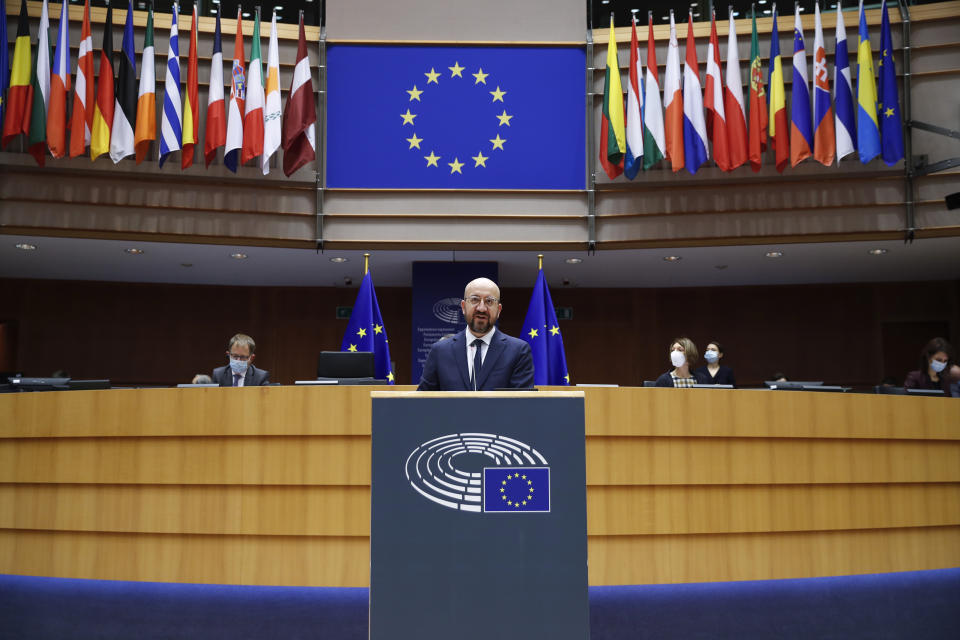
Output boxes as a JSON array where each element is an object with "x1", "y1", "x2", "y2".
[{"x1": 1, "y1": 0, "x2": 31, "y2": 149}]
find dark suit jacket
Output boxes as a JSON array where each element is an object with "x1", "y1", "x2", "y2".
[
  {"x1": 212, "y1": 364, "x2": 271, "y2": 387},
  {"x1": 417, "y1": 329, "x2": 534, "y2": 391}
]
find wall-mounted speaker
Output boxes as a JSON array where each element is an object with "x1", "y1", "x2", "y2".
[{"x1": 946, "y1": 192, "x2": 960, "y2": 210}]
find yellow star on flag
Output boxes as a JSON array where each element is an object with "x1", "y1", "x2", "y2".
[
  {"x1": 424, "y1": 151, "x2": 440, "y2": 167},
  {"x1": 387, "y1": 372, "x2": 395, "y2": 382},
  {"x1": 406, "y1": 133, "x2": 423, "y2": 149},
  {"x1": 496, "y1": 110, "x2": 513, "y2": 126},
  {"x1": 448, "y1": 158, "x2": 464, "y2": 174},
  {"x1": 550, "y1": 326, "x2": 560, "y2": 336},
  {"x1": 564, "y1": 374, "x2": 570, "y2": 383},
  {"x1": 490, "y1": 134, "x2": 506, "y2": 150},
  {"x1": 885, "y1": 107, "x2": 895, "y2": 117},
  {"x1": 472, "y1": 151, "x2": 488, "y2": 167},
  {"x1": 424, "y1": 68, "x2": 441, "y2": 84},
  {"x1": 357, "y1": 328, "x2": 367, "y2": 338},
  {"x1": 407, "y1": 85, "x2": 423, "y2": 101},
  {"x1": 400, "y1": 109, "x2": 417, "y2": 125},
  {"x1": 489, "y1": 86, "x2": 507, "y2": 102},
  {"x1": 472, "y1": 68, "x2": 489, "y2": 84},
  {"x1": 528, "y1": 328, "x2": 538, "y2": 338},
  {"x1": 373, "y1": 324, "x2": 383, "y2": 334},
  {"x1": 448, "y1": 61, "x2": 465, "y2": 77},
  {"x1": 347, "y1": 345, "x2": 358, "y2": 352}
]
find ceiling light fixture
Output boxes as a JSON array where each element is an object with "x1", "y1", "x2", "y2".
[
  {"x1": 765, "y1": 251, "x2": 783, "y2": 258},
  {"x1": 868, "y1": 248, "x2": 888, "y2": 255},
  {"x1": 565, "y1": 257, "x2": 583, "y2": 264},
  {"x1": 230, "y1": 252, "x2": 248, "y2": 260},
  {"x1": 329, "y1": 257, "x2": 349, "y2": 263},
  {"x1": 663, "y1": 255, "x2": 682, "y2": 262},
  {"x1": 15, "y1": 243, "x2": 37, "y2": 250},
  {"x1": 125, "y1": 248, "x2": 144, "y2": 255}
]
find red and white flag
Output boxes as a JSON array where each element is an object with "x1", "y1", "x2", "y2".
[
  {"x1": 724, "y1": 10, "x2": 748, "y2": 170},
  {"x1": 282, "y1": 13, "x2": 316, "y2": 176},
  {"x1": 704, "y1": 10, "x2": 730, "y2": 171},
  {"x1": 69, "y1": 0, "x2": 94, "y2": 157}
]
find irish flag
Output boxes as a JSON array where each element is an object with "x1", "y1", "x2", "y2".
[{"x1": 663, "y1": 10, "x2": 683, "y2": 172}]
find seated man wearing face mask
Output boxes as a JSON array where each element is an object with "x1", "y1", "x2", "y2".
[
  {"x1": 654, "y1": 337, "x2": 709, "y2": 388},
  {"x1": 213, "y1": 333, "x2": 271, "y2": 387},
  {"x1": 694, "y1": 340, "x2": 736, "y2": 386}
]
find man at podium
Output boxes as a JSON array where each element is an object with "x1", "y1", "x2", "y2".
[{"x1": 417, "y1": 278, "x2": 534, "y2": 391}]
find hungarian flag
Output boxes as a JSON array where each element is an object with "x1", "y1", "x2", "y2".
[
  {"x1": 181, "y1": 5, "x2": 199, "y2": 169},
  {"x1": 241, "y1": 10, "x2": 264, "y2": 166},
  {"x1": 789, "y1": 6, "x2": 813, "y2": 167},
  {"x1": 26, "y1": 0, "x2": 51, "y2": 166},
  {"x1": 767, "y1": 5, "x2": 788, "y2": 173},
  {"x1": 224, "y1": 8, "x2": 245, "y2": 172},
  {"x1": 134, "y1": 6, "x2": 155, "y2": 164},
  {"x1": 681, "y1": 12, "x2": 707, "y2": 175},
  {"x1": 110, "y1": 1, "x2": 137, "y2": 163},
  {"x1": 47, "y1": 0, "x2": 70, "y2": 159},
  {"x1": 834, "y1": 2, "x2": 856, "y2": 162},
  {"x1": 747, "y1": 6, "x2": 768, "y2": 171},
  {"x1": 204, "y1": 6, "x2": 226, "y2": 167},
  {"x1": 90, "y1": 1, "x2": 115, "y2": 162},
  {"x1": 158, "y1": 1, "x2": 181, "y2": 168},
  {"x1": 724, "y1": 10, "x2": 748, "y2": 170},
  {"x1": 663, "y1": 10, "x2": 683, "y2": 172},
  {"x1": 812, "y1": 2, "x2": 835, "y2": 166},
  {"x1": 641, "y1": 13, "x2": 665, "y2": 170},
  {"x1": 261, "y1": 10, "x2": 282, "y2": 175},
  {"x1": 704, "y1": 10, "x2": 729, "y2": 171},
  {"x1": 69, "y1": 0, "x2": 94, "y2": 158},
  {"x1": 598, "y1": 15, "x2": 624, "y2": 179},
  {"x1": 1, "y1": 0, "x2": 30, "y2": 149},
  {"x1": 282, "y1": 13, "x2": 317, "y2": 177}
]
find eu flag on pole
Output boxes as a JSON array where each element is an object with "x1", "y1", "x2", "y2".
[
  {"x1": 326, "y1": 45, "x2": 585, "y2": 189},
  {"x1": 521, "y1": 269, "x2": 569, "y2": 386},
  {"x1": 341, "y1": 270, "x2": 394, "y2": 383},
  {"x1": 878, "y1": 0, "x2": 903, "y2": 166}
]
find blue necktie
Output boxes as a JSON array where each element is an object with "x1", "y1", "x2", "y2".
[
  {"x1": 233, "y1": 373, "x2": 241, "y2": 387},
  {"x1": 471, "y1": 339, "x2": 483, "y2": 391}
]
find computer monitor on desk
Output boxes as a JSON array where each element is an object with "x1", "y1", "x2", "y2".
[
  {"x1": 7, "y1": 377, "x2": 71, "y2": 391},
  {"x1": 311, "y1": 351, "x2": 384, "y2": 385},
  {"x1": 764, "y1": 381, "x2": 824, "y2": 389}
]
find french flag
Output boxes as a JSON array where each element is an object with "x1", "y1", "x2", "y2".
[{"x1": 682, "y1": 12, "x2": 708, "y2": 174}]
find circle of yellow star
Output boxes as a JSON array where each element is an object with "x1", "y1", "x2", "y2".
[
  {"x1": 386, "y1": 372, "x2": 395, "y2": 382},
  {"x1": 550, "y1": 326, "x2": 560, "y2": 336},
  {"x1": 400, "y1": 109, "x2": 417, "y2": 125},
  {"x1": 424, "y1": 151, "x2": 440, "y2": 167},
  {"x1": 357, "y1": 328, "x2": 367, "y2": 338},
  {"x1": 528, "y1": 328, "x2": 538, "y2": 338},
  {"x1": 406, "y1": 133, "x2": 423, "y2": 149},
  {"x1": 347, "y1": 344, "x2": 357, "y2": 352},
  {"x1": 885, "y1": 107, "x2": 895, "y2": 117},
  {"x1": 489, "y1": 86, "x2": 507, "y2": 102},
  {"x1": 496, "y1": 110, "x2": 513, "y2": 126},
  {"x1": 490, "y1": 134, "x2": 506, "y2": 150},
  {"x1": 472, "y1": 151, "x2": 488, "y2": 167},
  {"x1": 448, "y1": 61, "x2": 465, "y2": 78},
  {"x1": 424, "y1": 68, "x2": 441, "y2": 84},
  {"x1": 406, "y1": 85, "x2": 423, "y2": 101},
  {"x1": 472, "y1": 68, "x2": 489, "y2": 84},
  {"x1": 448, "y1": 158, "x2": 464, "y2": 174},
  {"x1": 373, "y1": 324, "x2": 383, "y2": 334}
]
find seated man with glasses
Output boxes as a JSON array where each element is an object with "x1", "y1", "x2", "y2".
[
  {"x1": 418, "y1": 277, "x2": 534, "y2": 391},
  {"x1": 213, "y1": 333, "x2": 272, "y2": 387}
]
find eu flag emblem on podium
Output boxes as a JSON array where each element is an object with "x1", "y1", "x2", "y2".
[
  {"x1": 521, "y1": 268, "x2": 570, "y2": 385},
  {"x1": 341, "y1": 271, "x2": 394, "y2": 383},
  {"x1": 483, "y1": 467, "x2": 550, "y2": 512},
  {"x1": 326, "y1": 45, "x2": 585, "y2": 190}
]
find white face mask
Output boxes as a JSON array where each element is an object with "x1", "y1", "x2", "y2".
[
  {"x1": 930, "y1": 359, "x2": 947, "y2": 373},
  {"x1": 670, "y1": 351, "x2": 686, "y2": 368},
  {"x1": 704, "y1": 350, "x2": 719, "y2": 363}
]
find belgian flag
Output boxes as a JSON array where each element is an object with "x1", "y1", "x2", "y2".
[{"x1": 1, "y1": 0, "x2": 31, "y2": 149}]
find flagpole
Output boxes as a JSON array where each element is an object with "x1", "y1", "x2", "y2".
[
  {"x1": 364, "y1": 253, "x2": 370, "y2": 275},
  {"x1": 537, "y1": 254, "x2": 543, "y2": 271}
]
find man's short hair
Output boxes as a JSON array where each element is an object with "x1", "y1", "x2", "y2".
[{"x1": 228, "y1": 333, "x2": 256, "y2": 354}]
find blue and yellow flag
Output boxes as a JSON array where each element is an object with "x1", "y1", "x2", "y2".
[
  {"x1": 341, "y1": 271, "x2": 394, "y2": 383},
  {"x1": 521, "y1": 269, "x2": 569, "y2": 386},
  {"x1": 878, "y1": 0, "x2": 903, "y2": 166},
  {"x1": 856, "y1": 5, "x2": 880, "y2": 163}
]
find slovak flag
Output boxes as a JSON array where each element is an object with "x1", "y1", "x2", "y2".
[
  {"x1": 682, "y1": 12, "x2": 708, "y2": 174},
  {"x1": 812, "y1": 2, "x2": 836, "y2": 166}
]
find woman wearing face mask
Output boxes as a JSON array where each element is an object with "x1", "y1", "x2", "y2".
[
  {"x1": 654, "y1": 337, "x2": 708, "y2": 388},
  {"x1": 904, "y1": 337, "x2": 959, "y2": 396},
  {"x1": 694, "y1": 341, "x2": 736, "y2": 387}
]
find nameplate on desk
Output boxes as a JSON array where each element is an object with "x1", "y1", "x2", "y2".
[{"x1": 294, "y1": 380, "x2": 340, "y2": 385}]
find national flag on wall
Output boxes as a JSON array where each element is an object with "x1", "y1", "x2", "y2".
[
  {"x1": 834, "y1": 3, "x2": 856, "y2": 162},
  {"x1": 134, "y1": 6, "x2": 156, "y2": 164},
  {"x1": 747, "y1": 7, "x2": 768, "y2": 171},
  {"x1": 878, "y1": 0, "x2": 904, "y2": 165},
  {"x1": 856, "y1": 1, "x2": 880, "y2": 163},
  {"x1": 26, "y1": 0, "x2": 51, "y2": 166},
  {"x1": 282, "y1": 13, "x2": 317, "y2": 177},
  {"x1": 46, "y1": 0, "x2": 70, "y2": 159},
  {"x1": 599, "y1": 15, "x2": 624, "y2": 179},
  {"x1": 341, "y1": 270, "x2": 395, "y2": 384},
  {"x1": 790, "y1": 6, "x2": 813, "y2": 167},
  {"x1": 241, "y1": 10, "x2": 264, "y2": 166},
  {"x1": 181, "y1": 4, "x2": 199, "y2": 169},
  {"x1": 724, "y1": 10, "x2": 748, "y2": 171},
  {"x1": 110, "y1": 1, "x2": 137, "y2": 163},
  {"x1": 767, "y1": 5, "x2": 788, "y2": 173},
  {"x1": 90, "y1": 1, "x2": 114, "y2": 162},
  {"x1": 682, "y1": 13, "x2": 708, "y2": 175},
  {"x1": 261, "y1": 10, "x2": 282, "y2": 175},
  {"x1": 663, "y1": 10, "x2": 683, "y2": 172},
  {"x1": 1, "y1": 0, "x2": 30, "y2": 149},
  {"x1": 159, "y1": 1, "x2": 181, "y2": 167},
  {"x1": 204, "y1": 5, "x2": 226, "y2": 167},
  {"x1": 224, "y1": 8, "x2": 245, "y2": 173},
  {"x1": 0, "y1": 0, "x2": 8, "y2": 133},
  {"x1": 642, "y1": 13, "x2": 665, "y2": 169},
  {"x1": 812, "y1": 2, "x2": 836, "y2": 166},
  {"x1": 705, "y1": 10, "x2": 729, "y2": 171},
  {"x1": 521, "y1": 268, "x2": 570, "y2": 386},
  {"x1": 623, "y1": 16, "x2": 643, "y2": 180},
  {"x1": 69, "y1": 0, "x2": 94, "y2": 157}
]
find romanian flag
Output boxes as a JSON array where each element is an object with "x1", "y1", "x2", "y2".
[
  {"x1": 681, "y1": 12, "x2": 708, "y2": 175},
  {"x1": 878, "y1": 0, "x2": 904, "y2": 165},
  {"x1": 90, "y1": 1, "x2": 115, "y2": 162},
  {"x1": 598, "y1": 15, "x2": 624, "y2": 179},
  {"x1": 642, "y1": 13, "x2": 665, "y2": 169},
  {"x1": 790, "y1": 5, "x2": 813, "y2": 167},
  {"x1": 767, "y1": 5, "x2": 788, "y2": 173},
  {"x1": 69, "y1": 0, "x2": 94, "y2": 158},
  {"x1": 204, "y1": 6, "x2": 226, "y2": 167},
  {"x1": 747, "y1": 7, "x2": 768, "y2": 172},
  {"x1": 704, "y1": 10, "x2": 729, "y2": 171},
  {"x1": 46, "y1": 0, "x2": 70, "y2": 159},
  {"x1": 224, "y1": 8, "x2": 245, "y2": 173},
  {"x1": 241, "y1": 10, "x2": 264, "y2": 166},
  {"x1": 812, "y1": 2, "x2": 836, "y2": 166},
  {"x1": 724, "y1": 10, "x2": 748, "y2": 171},
  {"x1": 834, "y1": 3, "x2": 856, "y2": 162},
  {"x1": 134, "y1": 6, "x2": 155, "y2": 164},
  {"x1": 158, "y1": 1, "x2": 181, "y2": 168},
  {"x1": 261, "y1": 10, "x2": 282, "y2": 175},
  {"x1": 856, "y1": 2, "x2": 880, "y2": 163},
  {"x1": 663, "y1": 10, "x2": 683, "y2": 172},
  {"x1": 110, "y1": 1, "x2": 137, "y2": 163},
  {"x1": 622, "y1": 15, "x2": 643, "y2": 180},
  {"x1": 1, "y1": 0, "x2": 30, "y2": 149},
  {"x1": 281, "y1": 14, "x2": 317, "y2": 177},
  {"x1": 182, "y1": 5, "x2": 199, "y2": 169},
  {"x1": 26, "y1": 0, "x2": 50, "y2": 166}
]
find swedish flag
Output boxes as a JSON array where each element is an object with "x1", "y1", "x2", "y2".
[
  {"x1": 521, "y1": 269, "x2": 570, "y2": 386},
  {"x1": 341, "y1": 271, "x2": 394, "y2": 383}
]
